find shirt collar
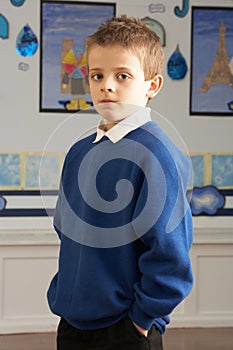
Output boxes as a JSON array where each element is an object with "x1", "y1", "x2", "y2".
[{"x1": 93, "y1": 107, "x2": 151, "y2": 144}]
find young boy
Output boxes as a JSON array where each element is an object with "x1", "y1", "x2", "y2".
[{"x1": 47, "y1": 15, "x2": 193, "y2": 350}]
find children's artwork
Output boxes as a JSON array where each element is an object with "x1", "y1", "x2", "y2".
[
  {"x1": 190, "y1": 186, "x2": 225, "y2": 216},
  {"x1": 190, "y1": 155, "x2": 205, "y2": 188},
  {"x1": 25, "y1": 154, "x2": 61, "y2": 189},
  {"x1": 10, "y1": 0, "x2": 26, "y2": 6},
  {"x1": 0, "y1": 154, "x2": 21, "y2": 188},
  {"x1": 167, "y1": 44, "x2": 187, "y2": 80},
  {"x1": 16, "y1": 24, "x2": 38, "y2": 57},
  {"x1": 211, "y1": 154, "x2": 233, "y2": 189},
  {"x1": 40, "y1": 1, "x2": 116, "y2": 113},
  {"x1": 174, "y1": 0, "x2": 189, "y2": 18},
  {"x1": 61, "y1": 43, "x2": 91, "y2": 111},
  {"x1": 0, "y1": 14, "x2": 9, "y2": 39},
  {"x1": 190, "y1": 7, "x2": 233, "y2": 116},
  {"x1": 141, "y1": 17, "x2": 165, "y2": 47}
]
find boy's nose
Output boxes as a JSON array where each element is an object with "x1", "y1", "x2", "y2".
[{"x1": 100, "y1": 78, "x2": 116, "y2": 92}]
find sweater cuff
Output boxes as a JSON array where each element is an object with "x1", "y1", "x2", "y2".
[{"x1": 128, "y1": 303, "x2": 154, "y2": 330}]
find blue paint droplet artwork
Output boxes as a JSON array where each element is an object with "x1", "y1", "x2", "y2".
[
  {"x1": 167, "y1": 44, "x2": 188, "y2": 80},
  {"x1": 16, "y1": 24, "x2": 38, "y2": 57},
  {"x1": 11, "y1": 0, "x2": 26, "y2": 6}
]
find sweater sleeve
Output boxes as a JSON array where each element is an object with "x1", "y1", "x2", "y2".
[{"x1": 129, "y1": 140, "x2": 193, "y2": 330}]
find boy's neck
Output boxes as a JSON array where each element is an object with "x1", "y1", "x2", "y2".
[
  {"x1": 99, "y1": 121, "x2": 120, "y2": 131},
  {"x1": 104, "y1": 122, "x2": 117, "y2": 131}
]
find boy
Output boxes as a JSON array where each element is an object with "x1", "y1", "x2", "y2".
[{"x1": 47, "y1": 15, "x2": 193, "y2": 350}]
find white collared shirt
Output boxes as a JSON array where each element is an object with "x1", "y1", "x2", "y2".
[{"x1": 93, "y1": 107, "x2": 152, "y2": 144}]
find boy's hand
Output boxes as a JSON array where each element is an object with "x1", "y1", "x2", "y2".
[{"x1": 132, "y1": 321, "x2": 148, "y2": 337}]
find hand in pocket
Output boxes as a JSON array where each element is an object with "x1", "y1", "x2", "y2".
[{"x1": 132, "y1": 321, "x2": 148, "y2": 338}]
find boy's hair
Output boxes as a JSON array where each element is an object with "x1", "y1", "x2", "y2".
[{"x1": 85, "y1": 15, "x2": 164, "y2": 80}]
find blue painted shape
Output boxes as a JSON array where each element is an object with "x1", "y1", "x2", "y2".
[
  {"x1": 16, "y1": 24, "x2": 38, "y2": 57},
  {"x1": 70, "y1": 67, "x2": 83, "y2": 79},
  {"x1": 0, "y1": 196, "x2": 6, "y2": 211},
  {"x1": 167, "y1": 44, "x2": 188, "y2": 80},
  {"x1": 0, "y1": 14, "x2": 9, "y2": 39},
  {"x1": 190, "y1": 186, "x2": 225, "y2": 215},
  {"x1": 58, "y1": 100, "x2": 71, "y2": 108},
  {"x1": 10, "y1": 0, "x2": 26, "y2": 6},
  {"x1": 174, "y1": 0, "x2": 189, "y2": 18}
]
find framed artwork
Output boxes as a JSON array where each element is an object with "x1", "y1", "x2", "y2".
[
  {"x1": 190, "y1": 7, "x2": 233, "y2": 116},
  {"x1": 40, "y1": 0, "x2": 116, "y2": 113}
]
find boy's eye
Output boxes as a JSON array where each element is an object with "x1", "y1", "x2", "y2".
[
  {"x1": 117, "y1": 73, "x2": 130, "y2": 80},
  {"x1": 91, "y1": 73, "x2": 103, "y2": 80}
]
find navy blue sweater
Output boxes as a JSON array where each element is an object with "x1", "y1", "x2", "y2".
[{"x1": 47, "y1": 121, "x2": 193, "y2": 334}]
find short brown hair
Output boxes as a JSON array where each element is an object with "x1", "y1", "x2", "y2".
[{"x1": 85, "y1": 15, "x2": 164, "y2": 80}]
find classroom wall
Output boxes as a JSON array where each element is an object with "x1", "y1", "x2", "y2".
[{"x1": 1, "y1": 0, "x2": 233, "y2": 154}]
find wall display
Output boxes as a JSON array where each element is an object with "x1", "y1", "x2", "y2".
[
  {"x1": 10, "y1": 0, "x2": 26, "y2": 6},
  {"x1": 211, "y1": 154, "x2": 233, "y2": 189},
  {"x1": 40, "y1": 1, "x2": 116, "y2": 113},
  {"x1": 190, "y1": 186, "x2": 225, "y2": 216},
  {"x1": 16, "y1": 24, "x2": 38, "y2": 57},
  {"x1": 0, "y1": 151, "x2": 232, "y2": 217},
  {"x1": 141, "y1": 16, "x2": 165, "y2": 46},
  {"x1": 190, "y1": 7, "x2": 233, "y2": 116},
  {"x1": 167, "y1": 44, "x2": 187, "y2": 80},
  {"x1": 0, "y1": 153, "x2": 21, "y2": 189},
  {"x1": 190, "y1": 155, "x2": 205, "y2": 188},
  {"x1": 0, "y1": 14, "x2": 9, "y2": 39},
  {"x1": 174, "y1": 0, "x2": 189, "y2": 18}
]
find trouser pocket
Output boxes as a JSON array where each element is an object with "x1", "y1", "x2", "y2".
[{"x1": 125, "y1": 317, "x2": 163, "y2": 350}]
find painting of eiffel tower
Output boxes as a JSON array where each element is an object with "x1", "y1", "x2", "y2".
[
  {"x1": 190, "y1": 7, "x2": 233, "y2": 115},
  {"x1": 200, "y1": 21, "x2": 233, "y2": 92}
]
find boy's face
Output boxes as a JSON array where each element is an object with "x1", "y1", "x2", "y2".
[{"x1": 87, "y1": 45, "x2": 162, "y2": 121}]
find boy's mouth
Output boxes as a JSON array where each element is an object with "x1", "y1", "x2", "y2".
[{"x1": 100, "y1": 99, "x2": 117, "y2": 103}]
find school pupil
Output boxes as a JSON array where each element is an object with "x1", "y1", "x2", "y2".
[{"x1": 47, "y1": 15, "x2": 193, "y2": 350}]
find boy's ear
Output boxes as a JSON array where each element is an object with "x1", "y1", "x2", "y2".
[{"x1": 146, "y1": 74, "x2": 163, "y2": 99}]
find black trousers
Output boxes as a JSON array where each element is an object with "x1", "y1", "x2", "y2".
[{"x1": 57, "y1": 317, "x2": 163, "y2": 350}]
